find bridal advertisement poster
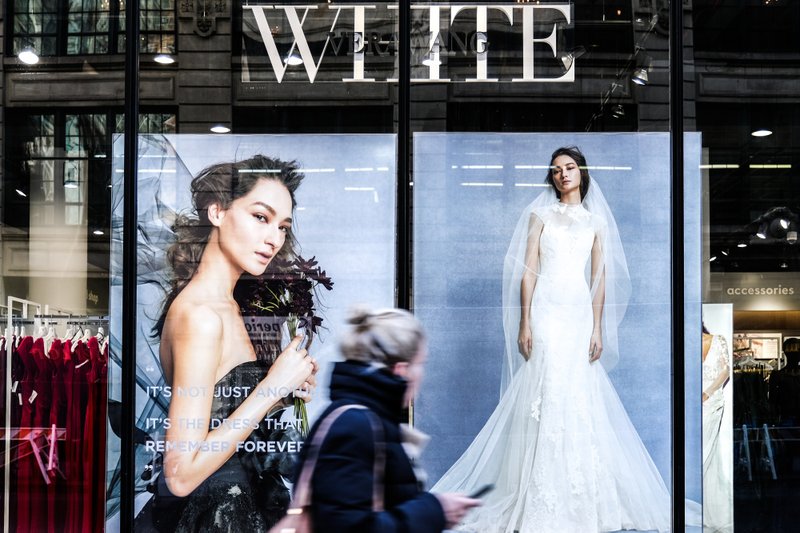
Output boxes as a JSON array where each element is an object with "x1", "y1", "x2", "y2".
[
  {"x1": 701, "y1": 303, "x2": 733, "y2": 532},
  {"x1": 106, "y1": 134, "x2": 396, "y2": 528},
  {"x1": 413, "y1": 132, "x2": 703, "y2": 526}
]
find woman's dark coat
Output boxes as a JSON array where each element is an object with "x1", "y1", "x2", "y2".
[{"x1": 296, "y1": 360, "x2": 446, "y2": 533}]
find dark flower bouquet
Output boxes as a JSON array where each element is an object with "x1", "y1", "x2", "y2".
[{"x1": 243, "y1": 255, "x2": 333, "y2": 436}]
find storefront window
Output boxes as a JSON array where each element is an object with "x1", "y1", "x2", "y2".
[
  {"x1": 9, "y1": 0, "x2": 800, "y2": 531},
  {"x1": 10, "y1": 0, "x2": 176, "y2": 57},
  {"x1": 691, "y1": 1, "x2": 800, "y2": 530}
]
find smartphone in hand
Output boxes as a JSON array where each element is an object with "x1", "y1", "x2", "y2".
[{"x1": 468, "y1": 483, "x2": 494, "y2": 499}]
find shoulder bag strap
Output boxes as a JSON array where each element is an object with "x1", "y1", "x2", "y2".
[{"x1": 290, "y1": 404, "x2": 386, "y2": 512}]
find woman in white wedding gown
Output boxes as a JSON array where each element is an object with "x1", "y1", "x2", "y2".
[
  {"x1": 701, "y1": 327, "x2": 733, "y2": 532},
  {"x1": 432, "y1": 147, "x2": 675, "y2": 532}
]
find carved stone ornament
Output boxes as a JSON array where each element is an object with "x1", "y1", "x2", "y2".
[{"x1": 179, "y1": 0, "x2": 230, "y2": 38}]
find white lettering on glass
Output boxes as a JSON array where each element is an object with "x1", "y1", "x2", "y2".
[{"x1": 244, "y1": 3, "x2": 573, "y2": 84}]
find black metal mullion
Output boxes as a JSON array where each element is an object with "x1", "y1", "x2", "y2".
[
  {"x1": 670, "y1": 0, "x2": 686, "y2": 531},
  {"x1": 396, "y1": 2, "x2": 411, "y2": 310},
  {"x1": 121, "y1": 0, "x2": 140, "y2": 529}
]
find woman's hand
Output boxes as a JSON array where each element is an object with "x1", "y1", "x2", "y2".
[
  {"x1": 294, "y1": 361, "x2": 318, "y2": 403},
  {"x1": 264, "y1": 336, "x2": 314, "y2": 398},
  {"x1": 518, "y1": 320, "x2": 533, "y2": 360},
  {"x1": 589, "y1": 329, "x2": 603, "y2": 362},
  {"x1": 435, "y1": 493, "x2": 481, "y2": 529}
]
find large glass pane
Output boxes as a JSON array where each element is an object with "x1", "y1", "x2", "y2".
[
  {"x1": 127, "y1": 2, "x2": 399, "y2": 531},
  {"x1": 410, "y1": 2, "x2": 692, "y2": 532},
  {"x1": 1, "y1": 9, "x2": 122, "y2": 533},
  {"x1": 690, "y1": 1, "x2": 800, "y2": 530}
]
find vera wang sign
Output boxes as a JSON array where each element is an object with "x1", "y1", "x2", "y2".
[{"x1": 242, "y1": 3, "x2": 573, "y2": 84}]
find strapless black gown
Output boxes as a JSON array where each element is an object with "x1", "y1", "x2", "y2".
[{"x1": 142, "y1": 360, "x2": 301, "y2": 532}]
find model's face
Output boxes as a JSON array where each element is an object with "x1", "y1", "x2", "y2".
[
  {"x1": 551, "y1": 154, "x2": 582, "y2": 198},
  {"x1": 213, "y1": 179, "x2": 293, "y2": 276}
]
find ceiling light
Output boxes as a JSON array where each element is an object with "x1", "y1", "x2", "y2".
[
  {"x1": 755, "y1": 221, "x2": 769, "y2": 240},
  {"x1": 631, "y1": 55, "x2": 652, "y2": 86},
  {"x1": 611, "y1": 104, "x2": 625, "y2": 119},
  {"x1": 737, "y1": 243, "x2": 748, "y2": 248},
  {"x1": 210, "y1": 125, "x2": 230, "y2": 134},
  {"x1": 154, "y1": 54, "x2": 175, "y2": 65},
  {"x1": 421, "y1": 55, "x2": 441, "y2": 67},
  {"x1": 284, "y1": 51, "x2": 303, "y2": 66},
  {"x1": 631, "y1": 67, "x2": 649, "y2": 86},
  {"x1": 721, "y1": 250, "x2": 728, "y2": 256},
  {"x1": 18, "y1": 48, "x2": 39, "y2": 65},
  {"x1": 93, "y1": 230, "x2": 104, "y2": 236},
  {"x1": 15, "y1": 189, "x2": 27, "y2": 197},
  {"x1": 780, "y1": 219, "x2": 789, "y2": 229},
  {"x1": 710, "y1": 256, "x2": 717, "y2": 262},
  {"x1": 780, "y1": 261, "x2": 788, "y2": 269},
  {"x1": 558, "y1": 46, "x2": 586, "y2": 71},
  {"x1": 751, "y1": 129, "x2": 772, "y2": 137}
]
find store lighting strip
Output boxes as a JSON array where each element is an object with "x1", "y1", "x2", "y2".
[
  {"x1": 452, "y1": 165, "x2": 504, "y2": 170},
  {"x1": 461, "y1": 182, "x2": 503, "y2": 187},
  {"x1": 749, "y1": 164, "x2": 791, "y2": 169}
]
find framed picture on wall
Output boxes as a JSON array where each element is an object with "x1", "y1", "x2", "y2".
[{"x1": 738, "y1": 332, "x2": 783, "y2": 360}]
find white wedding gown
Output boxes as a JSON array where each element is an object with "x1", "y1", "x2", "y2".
[
  {"x1": 432, "y1": 202, "x2": 673, "y2": 532},
  {"x1": 702, "y1": 335, "x2": 733, "y2": 532}
]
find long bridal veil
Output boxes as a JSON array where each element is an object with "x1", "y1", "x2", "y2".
[{"x1": 499, "y1": 179, "x2": 631, "y2": 396}]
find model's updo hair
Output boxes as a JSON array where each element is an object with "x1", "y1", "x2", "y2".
[
  {"x1": 340, "y1": 306, "x2": 425, "y2": 366},
  {"x1": 545, "y1": 145, "x2": 591, "y2": 200},
  {"x1": 153, "y1": 154, "x2": 304, "y2": 337}
]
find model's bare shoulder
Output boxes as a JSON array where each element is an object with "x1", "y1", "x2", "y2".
[{"x1": 165, "y1": 297, "x2": 224, "y2": 337}]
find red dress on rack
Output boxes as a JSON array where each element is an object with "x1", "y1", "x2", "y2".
[
  {"x1": 65, "y1": 340, "x2": 92, "y2": 533},
  {"x1": 82, "y1": 337, "x2": 108, "y2": 533},
  {"x1": 16, "y1": 336, "x2": 35, "y2": 533},
  {"x1": 29, "y1": 337, "x2": 51, "y2": 533},
  {"x1": 48, "y1": 338, "x2": 67, "y2": 533},
  {"x1": 9, "y1": 337, "x2": 25, "y2": 533}
]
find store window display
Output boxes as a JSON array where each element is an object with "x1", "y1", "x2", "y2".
[
  {"x1": 430, "y1": 145, "x2": 698, "y2": 532},
  {"x1": 701, "y1": 321, "x2": 733, "y2": 533}
]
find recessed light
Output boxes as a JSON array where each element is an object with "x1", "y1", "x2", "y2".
[
  {"x1": 751, "y1": 129, "x2": 773, "y2": 137},
  {"x1": 15, "y1": 189, "x2": 27, "y2": 197},
  {"x1": 210, "y1": 125, "x2": 230, "y2": 134},
  {"x1": 737, "y1": 243, "x2": 748, "y2": 248},
  {"x1": 93, "y1": 230, "x2": 104, "y2": 236},
  {"x1": 18, "y1": 48, "x2": 39, "y2": 65},
  {"x1": 154, "y1": 54, "x2": 175, "y2": 65},
  {"x1": 284, "y1": 52, "x2": 303, "y2": 66},
  {"x1": 710, "y1": 256, "x2": 717, "y2": 262}
]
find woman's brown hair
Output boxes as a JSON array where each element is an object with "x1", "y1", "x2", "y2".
[{"x1": 153, "y1": 155, "x2": 304, "y2": 338}]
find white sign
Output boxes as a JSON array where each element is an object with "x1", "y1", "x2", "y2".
[{"x1": 243, "y1": 3, "x2": 574, "y2": 84}]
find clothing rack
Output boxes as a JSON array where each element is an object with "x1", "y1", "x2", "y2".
[{"x1": 4, "y1": 300, "x2": 108, "y2": 531}]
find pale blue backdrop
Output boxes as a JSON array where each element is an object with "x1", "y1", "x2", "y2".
[{"x1": 413, "y1": 132, "x2": 703, "y2": 502}]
